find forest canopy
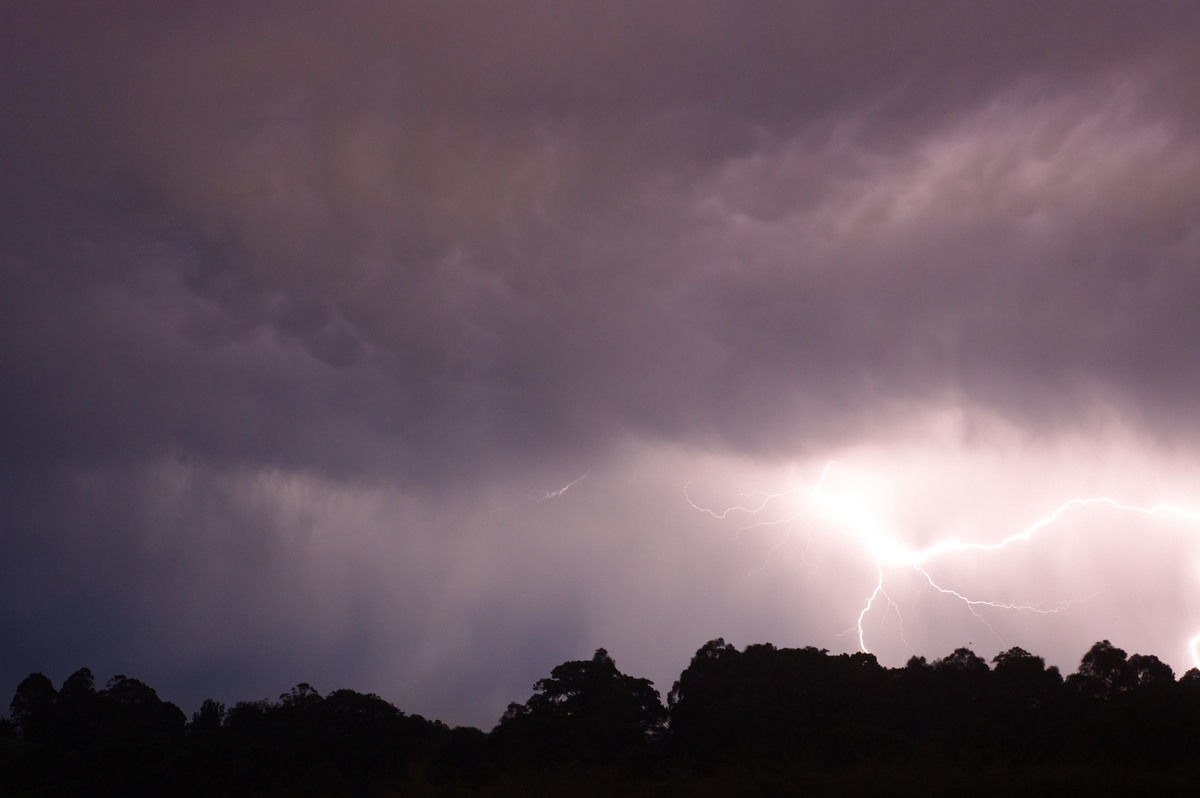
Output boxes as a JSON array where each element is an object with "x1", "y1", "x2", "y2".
[{"x1": 4, "y1": 640, "x2": 1200, "y2": 796}]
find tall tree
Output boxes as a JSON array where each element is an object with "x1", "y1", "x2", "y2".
[
  {"x1": 8, "y1": 672, "x2": 57, "y2": 742},
  {"x1": 1069, "y1": 640, "x2": 1136, "y2": 700},
  {"x1": 495, "y1": 648, "x2": 665, "y2": 762}
]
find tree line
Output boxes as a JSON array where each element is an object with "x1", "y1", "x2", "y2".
[{"x1": 3, "y1": 640, "x2": 1200, "y2": 796}]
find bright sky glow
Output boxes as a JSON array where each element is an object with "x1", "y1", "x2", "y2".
[{"x1": 687, "y1": 450, "x2": 1200, "y2": 673}]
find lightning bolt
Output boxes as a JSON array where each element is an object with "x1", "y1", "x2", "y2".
[
  {"x1": 854, "y1": 562, "x2": 912, "y2": 654},
  {"x1": 688, "y1": 461, "x2": 1200, "y2": 670},
  {"x1": 686, "y1": 461, "x2": 833, "y2": 575},
  {"x1": 501, "y1": 471, "x2": 590, "y2": 511}
]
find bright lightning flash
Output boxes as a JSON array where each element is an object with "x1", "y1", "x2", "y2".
[{"x1": 688, "y1": 462, "x2": 1200, "y2": 671}]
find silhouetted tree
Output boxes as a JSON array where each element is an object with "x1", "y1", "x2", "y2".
[
  {"x1": 1068, "y1": 640, "x2": 1136, "y2": 700},
  {"x1": 6, "y1": 641, "x2": 1200, "y2": 795},
  {"x1": 189, "y1": 698, "x2": 226, "y2": 735},
  {"x1": 60, "y1": 667, "x2": 96, "y2": 696},
  {"x1": 495, "y1": 648, "x2": 666, "y2": 763},
  {"x1": 57, "y1": 667, "x2": 103, "y2": 748},
  {"x1": 666, "y1": 638, "x2": 742, "y2": 755},
  {"x1": 985, "y1": 647, "x2": 1067, "y2": 760},
  {"x1": 279, "y1": 682, "x2": 321, "y2": 711},
  {"x1": 321, "y1": 688, "x2": 438, "y2": 784},
  {"x1": 101, "y1": 674, "x2": 186, "y2": 742},
  {"x1": 669, "y1": 640, "x2": 892, "y2": 764},
  {"x1": 1128, "y1": 653, "x2": 1174, "y2": 688},
  {"x1": 934, "y1": 647, "x2": 989, "y2": 676},
  {"x1": 8, "y1": 672, "x2": 56, "y2": 742},
  {"x1": 992, "y1": 646, "x2": 1063, "y2": 705}
]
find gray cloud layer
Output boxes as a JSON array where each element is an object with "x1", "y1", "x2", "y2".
[{"x1": 4, "y1": 2, "x2": 1200, "y2": 726}]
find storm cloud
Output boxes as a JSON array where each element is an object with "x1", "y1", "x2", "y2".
[{"x1": 4, "y1": 1, "x2": 1200, "y2": 727}]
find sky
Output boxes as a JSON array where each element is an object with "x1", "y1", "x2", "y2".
[{"x1": 4, "y1": 1, "x2": 1200, "y2": 729}]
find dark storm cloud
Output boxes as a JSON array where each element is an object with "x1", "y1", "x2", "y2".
[
  {"x1": 4, "y1": 1, "x2": 1200, "y2": 724},
  {"x1": 7, "y1": 1, "x2": 1200, "y2": 471}
]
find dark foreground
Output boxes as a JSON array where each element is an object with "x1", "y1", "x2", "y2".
[{"x1": 3, "y1": 639, "x2": 1199, "y2": 796}]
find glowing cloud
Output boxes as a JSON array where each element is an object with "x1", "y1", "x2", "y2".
[{"x1": 688, "y1": 455, "x2": 1200, "y2": 671}]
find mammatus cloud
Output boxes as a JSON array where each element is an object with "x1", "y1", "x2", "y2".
[{"x1": 3, "y1": 2, "x2": 1200, "y2": 727}]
